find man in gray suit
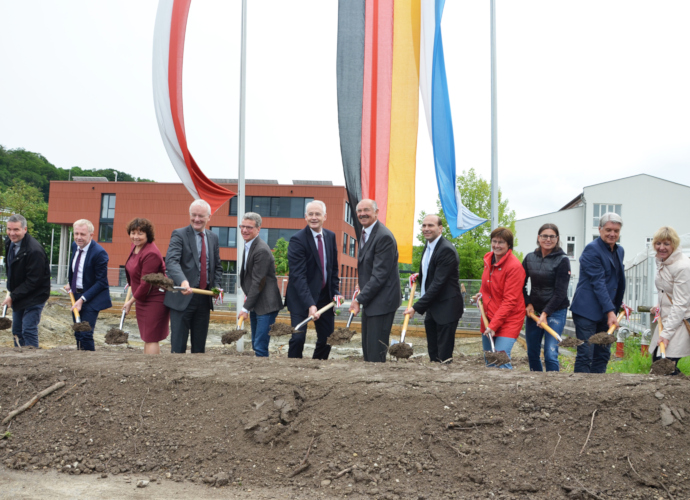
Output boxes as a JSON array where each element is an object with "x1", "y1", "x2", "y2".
[
  {"x1": 238, "y1": 212, "x2": 283, "y2": 357},
  {"x1": 165, "y1": 199, "x2": 223, "y2": 353},
  {"x1": 350, "y1": 199, "x2": 401, "y2": 362}
]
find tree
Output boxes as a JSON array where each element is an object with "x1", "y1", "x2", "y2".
[
  {"x1": 273, "y1": 238, "x2": 289, "y2": 275},
  {"x1": 417, "y1": 168, "x2": 520, "y2": 280}
]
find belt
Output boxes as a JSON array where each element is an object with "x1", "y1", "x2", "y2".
[{"x1": 76, "y1": 288, "x2": 84, "y2": 293}]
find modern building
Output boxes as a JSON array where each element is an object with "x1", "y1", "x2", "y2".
[
  {"x1": 47, "y1": 179, "x2": 359, "y2": 295},
  {"x1": 514, "y1": 174, "x2": 690, "y2": 282}
]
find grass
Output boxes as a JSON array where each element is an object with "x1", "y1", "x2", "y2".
[{"x1": 607, "y1": 336, "x2": 690, "y2": 375}]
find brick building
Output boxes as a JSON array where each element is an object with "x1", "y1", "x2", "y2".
[{"x1": 47, "y1": 179, "x2": 359, "y2": 295}]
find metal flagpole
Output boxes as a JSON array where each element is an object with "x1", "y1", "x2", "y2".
[
  {"x1": 490, "y1": 0, "x2": 499, "y2": 230},
  {"x1": 236, "y1": 0, "x2": 247, "y2": 319}
]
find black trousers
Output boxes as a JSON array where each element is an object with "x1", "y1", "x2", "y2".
[
  {"x1": 425, "y1": 310, "x2": 459, "y2": 363},
  {"x1": 170, "y1": 294, "x2": 211, "y2": 353},
  {"x1": 361, "y1": 310, "x2": 396, "y2": 363},
  {"x1": 288, "y1": 287, "x2": 334, "y2": 360}
]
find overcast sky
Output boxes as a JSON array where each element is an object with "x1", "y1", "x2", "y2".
[{"x1": 1, "y1": 1, "x2": 688, "y2": 237}]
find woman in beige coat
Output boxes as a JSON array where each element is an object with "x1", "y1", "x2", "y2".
[{"x1": 650, "y1": 226, "x2": 690, "y2": 375}]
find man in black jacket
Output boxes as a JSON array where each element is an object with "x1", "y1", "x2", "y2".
[
  {"x1": 2, "y1": 214, "x2": 51, "y2": 347},
  {"x1": 404, "y1": 215, "x2": 463, "y2": 362}
]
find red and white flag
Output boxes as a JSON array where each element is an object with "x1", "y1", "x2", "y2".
[{"x1": 153, "y1": 0, "x2": 235, "y2": 214}]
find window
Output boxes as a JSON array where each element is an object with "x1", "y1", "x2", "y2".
[
  {"x1": 349, "y1": 236, "x2": 356, "y2": 257},
  {"x1": 593, "y1": 203, "x2": 621, "y2": 227},
  {"x1": 98, "y1": 193, "x2": 116, "y2": 243},
  {"x1": 229, "y1": 196, "x2": 238, "y2": 216},
  {"x1": 343, "y1": 233, "x2": 349, "y2": 254},
  {"x1": 211, "y1": 227, "x2": 237, "y2": 248},
  {"x1": 231, "y1": 196, "x2": 315, "y2": 219},
  {"x1": 566, "y1": 236, "x2": 576, "y2": 258},
  {"x1": 345, "y1": 201, "x2": 355, "y2": 226}
]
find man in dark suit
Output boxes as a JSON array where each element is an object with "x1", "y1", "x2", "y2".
[
  {"x1": 285, "y1": 201, "x2": 340, "y2": 359},
  {"x1": 165, "y1": 199, "x2": 223, "y2": 353},
  {"x1": 2, "y1": 214, "x2": 51, "y2": 348},
  {"x1": 404, "y1": 215, "x2": 463, "y2": 362},
  {"x1": 350, "y1": 199, "x2": 401, "y2": 362},
  {"x1": 570, "y1": 212, "x2": 626, "y2": 373},
  {"x1": 238, "y1": 212, "x2": 283, "y2": 357},
  {"x1": 65, "y1": 219, "x2": 112, "y2": 351}
]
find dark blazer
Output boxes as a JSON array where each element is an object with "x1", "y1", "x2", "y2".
[
  {"x1": 240, "y1": 236, "x2": 283, "y2": 316},
  {"x1": 67, "y1": 241, "x2": 112, "y2": 311},
  {"x1": 164, "y1": 225, "x2": 222, "y2": 312},
  {"x1": 285, "y1": 227, "x2": 339, "y2": 313},
  {"x1": 570, "y1": 237, "x2": 626, "y2": 322},
  {"x1": 356, "y1": 221, "x2": 402, "y2": 315},
  {"x1": 412, "y1": 236, "x2": 463, "y2": 324},
  {"x1": 4, "y1": 233, "x2": 51, "y2": 310}
]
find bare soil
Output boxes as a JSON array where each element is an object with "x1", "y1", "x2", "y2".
[
  {"x1": 589, "y1": 332, "x2": 617, "y2": 345},
  {"x1": 269, "y1": 323, "x2": 295, "y2": 337},
  {"x1": 650, "y1": 358, "x2": 676, "y2": 376},
  {"x1": 104, "y1": 329, "x2": 128, "y2": 345},
  {"x1": 484, "y1": 350, "x2": 511, "y2": 366},
  {"x1": 559, "y1": 337, "x2": 584, "y2": 348},
  {"x1": 221, "y1": 330, "x2": 246, "y2": 345},
  {"x1": 71, "y1": 322, "x2": 92, "y2": 333},
  {"x1": 142, "y1": 273, "x2": 174, "y2": 291},
  {"x1": 388, "y1": 343, "x2": 413, "y2": 360},
  {"x1": 0, "y1": 318, "x2": 12, "y2": 331},
  {"x1": 327, "y1": 328, "x2": 357, "y2": 346}
]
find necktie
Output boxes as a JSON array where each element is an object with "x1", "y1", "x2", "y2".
[
  {"x1": 317, "y1": 234, "x2": 326, "y2": 289},
  {"x1": 361, "y1": 230, "x2": 367, "y2": 248},
  {"x1": 421, "y1": 246, "x2": 431, "y2": 297},
  {"x1": 71, "y1": 249, "x2": 83, "y2": 292},
  {"x1": 198, "y1": 232, "x2": 207, "y2": 289}
]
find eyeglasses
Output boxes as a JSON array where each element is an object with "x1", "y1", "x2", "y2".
[
  {"x1": 539, "y1": 234, "x2": 558, "y2": 240},
  {"x1": 238, "y1": 225, "x2": 257, "y2": 230}
]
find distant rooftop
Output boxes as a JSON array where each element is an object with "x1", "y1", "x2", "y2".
[
  {"x1": 73, "y1": 176, "x2": 108, "y2": 182},
  {"x1": 292, "y1": 180, "x2": 333, "y2": 186},
  {"x1": 211, "y1": 179, "x2": 279, "y2": 185}
]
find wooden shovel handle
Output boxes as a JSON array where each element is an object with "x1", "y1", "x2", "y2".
[
  {"x1": 125, "y1": 287, "x2": 133, "y2": 303},
  {"x1": 527, "y1": 312, "x2": 562, "y2": 341},
  {"x1": 401, "y1": 282, "x2": 418, "y2": 333},
  {"x1": 606, "y1": 311, "x2": 626, "y2": 334},
  {"x1": 317, "y1": 301, "x2": 336, "y2": 316},
  {"x1": 659, "y1": 339, "x2": 666, "y2": 357},
  {"x1": 237, "y1": 316, "x2": 244, "y2": 329},
  {"x1": 68, "y1": 292, "x2": 82, "y2": 323},
  {"x1": 189, "y1": 288, "x2": 216, "y2": 296},
  {"x1": 477, "y1": 298, "x2": 490, "y2": 330}
]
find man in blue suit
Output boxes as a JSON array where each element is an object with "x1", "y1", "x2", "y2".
[
  {"x1": 66, "y1": 219, "x2": 112, "y2": 351},
  {"x1": 285, "y1": 201, "x2": 340, "y2": 359},
  {"x1": 570, "y1": 212, "x2": 626, "y2": 373}
]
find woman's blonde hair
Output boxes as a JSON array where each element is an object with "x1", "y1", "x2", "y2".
[{"x1": 652, "y1": 226, "x2": 680, "y2": 252}]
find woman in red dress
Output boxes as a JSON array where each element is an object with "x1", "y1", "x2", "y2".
[{"x1": 123, "y1": 218, "x2": 170, "y2": 355}]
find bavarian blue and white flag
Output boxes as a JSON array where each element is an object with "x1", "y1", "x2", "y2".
[{"x1": 420, "y1": 0, "x2": 487, "y2": 237}]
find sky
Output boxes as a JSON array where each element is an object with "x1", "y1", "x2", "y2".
[{"x1": 1, "y1": 0, "x2": 689, "y2": 242}]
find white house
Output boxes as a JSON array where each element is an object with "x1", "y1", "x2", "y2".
[{"x1": 514, "y1": 174, "x2": 690, "y2": 282}]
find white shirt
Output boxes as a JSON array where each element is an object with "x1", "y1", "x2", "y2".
[
  {"x1": 421, "y1": 236, "x2": 440, "y2": 297},
  {"x1": 310, "y1": 228, "x2": 327, "y2": 283},
  {"x1": 360, "y1": 220, "x2": 378, "y2": 247},
  {"x1": 241, "y1": 236, "x2": 258, "y2": 313},
  {"x1": 72, "y1": 240, "x2": 92, "y2": 291}
]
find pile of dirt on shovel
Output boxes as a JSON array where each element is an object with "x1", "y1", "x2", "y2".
[
  {"x1": 142, "y1": 273, "x2": 174, "y2": 291},
  {"x1": 388, "y1": 342, "x2": 413, "y2": 359},
  {"x1": 327, "y1": 327, "x2": 356, "y2": 345},
  {"x1": 221, "y1": 330, "x2": 246, "y2": 344},
  {"x1": 104, "y1": 328, "x2": 128, "y2": 345},
  {"x1": 2, "y1": 347, "x2": 690, "y2": 500},
  {"x1": 268, "y1": 323, "x2": 294, "y2": 336},
  {"x1": 588, "y1": 332, "x2": 617, "y2": 345}
]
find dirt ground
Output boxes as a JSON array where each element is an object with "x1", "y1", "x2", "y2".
[{"x1": 1, "y1": 301, "x2": 689, "y2": 499}]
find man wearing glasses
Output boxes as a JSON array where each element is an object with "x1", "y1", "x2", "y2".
[
  {"x1": 238, "y1": 213, "x2": 283, "y2": 357},
  {"x1": 165, "y1": 199, "x2": 223, "y2": 353}
]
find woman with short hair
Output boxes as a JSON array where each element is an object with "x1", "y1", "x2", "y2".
[
  {"x1": 523, "y1": 223, "x2": 571, "y2": 372},
  {"x1": 650, "y1": 226, "x2": 690, "y2": 375}
]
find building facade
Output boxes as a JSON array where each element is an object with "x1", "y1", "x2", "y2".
[
  {"x1": 47, "y1": 179, "x2": 359, "y2": 294},
  {"x1": 514, "y1": 174, "x2": 690, "y2": 282}
]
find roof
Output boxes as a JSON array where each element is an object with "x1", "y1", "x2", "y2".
[{"x1": 73, "y1": 176, "x2": 108, "y2": 182}]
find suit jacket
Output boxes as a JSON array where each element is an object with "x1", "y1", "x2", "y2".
[
  {"x1": 164, "y1": 225, "x2": 223, "y2": 312},
  {"x1": 356, "y1": 221, "x2": 402, "y2": 316},
  {"x1": 4, "y1": 233, "x2": 51, "y2": 310},
  {"x1": 285, "y1": 226, "x2": 339, "y2": 313},
  {"x1": 240, "y1": 236, "x2": 283, "y2": 316},
  {"x1": 67, "y1": 241, "x2": 112, "y2": 312},
  {"x1": 570, "y1": 237, "x2": 626, "y2": 322},
  {"x1": 412, "y1": 236, "x2": 463, "y2": 324}
]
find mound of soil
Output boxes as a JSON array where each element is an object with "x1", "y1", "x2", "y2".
[
  {"x1": 327, "y1": 328, "x2": 356, "y2": 346},
  {"x1": 650, "y1": 358, "x2": 677, "y2": 376},
  {"x1": 388, "y1": 342, "x2": 413, "y2": 359},
  {"x1": 2, "y1": 348, "x2": 689, "y2": 500},
  {"x1": 142, "y1": 273, "x2": 174, "y2": 291},
  {"x1": 104, "y1": 328, "x2": 128, "y2": 345},
  {"x1": 221, "y1": 330, "x2": 246, "y2": 344},
  {"x1": 485, "y1": 350, "x2": 511, "y2": 366},
  {"x1": 269, "y1": 323, "x2": 294, "y2": 336},
  {"x1": 71, "y1": 321, "x2": 93, "y2": 333},
  {"x1": 0, "y1": 317, "x2": 12, "y2": 330},
  {"x1": 558, "y1": 337, "x2": 584, "y2": 348},
  {"x1": 589, "y1": 332, "x2": 617, "y2": 345}
]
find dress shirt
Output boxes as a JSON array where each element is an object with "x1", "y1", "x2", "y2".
[
  {"x1": 421, "y1": 236, "x2": 440, "y2": 297},
  {"x1": 194, "y1": 229, "x2": 210, "y2": 279},
  {"x1": 360, "y1": 220, "x2": 378, "y2": 247},
  {"x1": 310, "y1": 228, "x2": 327, "y2": 283},
  {"x1": 72, "y1": 240, "x2": 92, "y2": 291}
]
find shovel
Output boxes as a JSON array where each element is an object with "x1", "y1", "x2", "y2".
[
  {"x1": 477, "y1": 297, "x2": 510, "y2": 367},
  {"x1": 173, "y1": 286, "x2": 219, "y2": 296},
  {"x1": 588, "y1": 311, "x2": 625, "y2": 345},
  {"x1": 650, "y1": 317, "x2": 677, "y2": 375},
  {"x1": 527, "y1": 311, "x2": 583, "y2": 347},
  {"x1": 388, "y1": 281, "x2": 416, "y2": 359},
  {"x1": 0, "y1": 291, "x2": 12, "y2": 330},
  {"x1": 221, "y1": 317, "x2": 247, "y2": 345},
  {"x1": 105, "y1": 288, "x2": 132, "y2": 345},
  {"x1": 293, "y1": 301, "x2": 336, "y2": 331},
  {"x1": 69, "y1": 292, "x2": 93, "y2": 333}
]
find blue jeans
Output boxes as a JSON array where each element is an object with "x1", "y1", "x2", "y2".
[
  {"x1": 12, "y1": 303, "x2": 45, "y2": 348},
  {"x1": 250, "y1": 310, "x2": 278, "y2": 357},
  {"x1": 525, "y1": 308, "x2": 566, "y2": 372},
  {"x1": 572, "y1": 313, "x2": 611, "y2": 373},
  {"x1": 481, "y1": 335, "x2": 517, "y2": 369}
]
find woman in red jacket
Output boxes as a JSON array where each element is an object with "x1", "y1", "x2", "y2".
[{"x1": 476, "y1": 227, "x2": 525, "y2": 369}]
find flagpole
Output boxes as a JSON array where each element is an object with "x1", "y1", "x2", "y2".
[
  {"x1": 490, "y1": 0, "x2": 499, "y2": 230},
  {"x1": 236, "y1": 0, "x2": 247, "y2": 318}
]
